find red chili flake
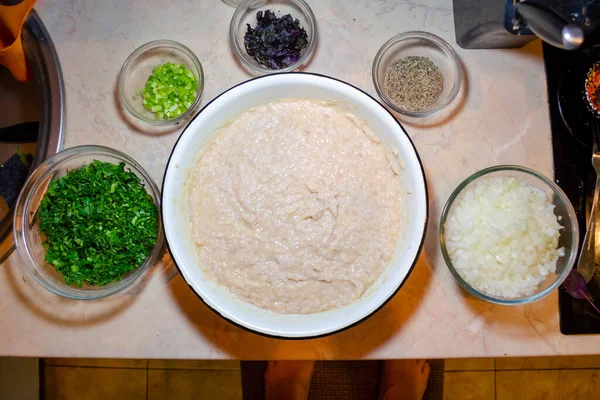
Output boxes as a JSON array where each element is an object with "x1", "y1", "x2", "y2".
[{"x1": 585, "y1": 62, "x2": 600, "y2": 111}]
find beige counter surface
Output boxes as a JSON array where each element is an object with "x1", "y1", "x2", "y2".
[{"x1": 2, "y1": 0, "x2": 598, "y2": 359}]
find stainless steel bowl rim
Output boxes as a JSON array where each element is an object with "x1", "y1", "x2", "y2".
[{"x1": 0, "y1": 11, "x2": 66, "y2": 251}]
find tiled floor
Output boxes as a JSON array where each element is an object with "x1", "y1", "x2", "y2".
[
  {"x1": 42, "y1": 359, "x2": 242, "y2": 400},
  {"x1": 0, "y1": 358, "x2": 39, "y2": 400},
  {"x1": 40, "y1": 355, "x2": 600, "y2": 399},
  {"x1": 444, "y1": 356, "x2": 600, "y2": 400}
]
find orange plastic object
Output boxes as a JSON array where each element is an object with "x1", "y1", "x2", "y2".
[{"x1": 0, "y1": 0, "x2": 36, "y2": 82}]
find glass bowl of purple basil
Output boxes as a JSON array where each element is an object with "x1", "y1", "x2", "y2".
[{"x1": 230, "y1": 0, "x2": 318, "y2": 75}]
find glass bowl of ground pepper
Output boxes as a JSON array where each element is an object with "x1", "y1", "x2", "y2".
[
  {"x1": 13, "y1": 145, "x2": 163, "y2": 300},
  {"x1": 118, "y1": 40, "x2": 204, "y2": 126},
  {"x1": 230, "y1": 0, "x2": 317, "y2": 75},
  {"x1": 372, "y1": 31, "x2": 462, "y2": 118}
]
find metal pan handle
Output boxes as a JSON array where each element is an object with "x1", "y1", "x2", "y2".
[{"x1": 516, "y1": 2, "x2": 584, "y2": 50}]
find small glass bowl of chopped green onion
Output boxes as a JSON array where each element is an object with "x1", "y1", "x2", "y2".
[
  {"x1": 230, "y1": 0, "x2": 318, "y2": 75},
  {"x1": 118, "y1": 40, "x2": 204, "y2": 125},
  {"x1": 13, "y1": 145, "x2": 164, "y2": 300},
  {"x1": 372, "y1": 31, "x2": 462, "y2": 118}
]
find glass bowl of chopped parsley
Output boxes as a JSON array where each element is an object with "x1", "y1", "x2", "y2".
[
  {"x1": 230, "y1": 0, "x2": 317, "y2": 75},
  {"x1": 372, "y1": 31, "x2": 462, "y2": 118},
  {"x1": 118, "y1": 40, "x2": 204, "y2": 126},
  {"x1": 13, "y1": 145, "x2": 163, "y2": 300}
]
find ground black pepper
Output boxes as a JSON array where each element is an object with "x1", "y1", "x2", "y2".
[{"x1": 383, "y1": 56, "x2": 443, "y2": 112}]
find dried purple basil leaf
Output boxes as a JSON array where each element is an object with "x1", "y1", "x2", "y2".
[
  {"x1": 244, "y1": 9, "x2": 309, "y2": 70},
  {"x1": 562, "y1": 269, "x2": 592, "y2": 300},
  {"x1": 562, "y1": 269, "x2": 600, "y2": 315}
]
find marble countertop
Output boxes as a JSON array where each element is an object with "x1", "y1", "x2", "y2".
[{"x1": 1, "y1": 0, "x2": 598, "y2": 359}]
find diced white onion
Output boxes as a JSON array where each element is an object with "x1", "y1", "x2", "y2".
[{"x1": 445, "y1": 176, "x2": 564, "y2": 298}]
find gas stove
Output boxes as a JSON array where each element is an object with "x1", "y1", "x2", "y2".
[{"x1": 545, "y1": 31, "x2": 600, "y2": 334}]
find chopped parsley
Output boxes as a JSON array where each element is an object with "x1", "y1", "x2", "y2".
[{"x1": 38, "y1": 160, "x2": 159, "y2": 287}]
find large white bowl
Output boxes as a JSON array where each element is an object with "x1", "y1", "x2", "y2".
[{"x1": 162, "y1": 73, "x2": 428, "y2": 338}]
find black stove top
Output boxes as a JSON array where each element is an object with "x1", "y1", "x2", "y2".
[{"x1": 545, "y1": 33, "x2": 600, "y2": 334}]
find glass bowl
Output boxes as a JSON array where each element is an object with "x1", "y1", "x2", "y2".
[
  {"x1": 118, "y1": 40, "x2": 204, "y2": 126},
  {"x1": 13, "y1": 145, "x2": 164, "y2": 300},
  {"x1": 372, "y1": 31, "x2": 462, "y2": 118},
  {"x1": 230, "y1": 0, "x2": 318, "y2": 75},
  {"x1": 439, "y1": 166, "x2": 579, "y2": 305},
  {"x1": 222, "y1": 0, "x2": 245, "y2": 6}
]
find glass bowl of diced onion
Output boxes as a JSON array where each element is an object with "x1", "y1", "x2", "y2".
[
  {"x1": 118, "y1": 40, "x2": 204, "y2": 126},
  {"x1": 439, "y1": 165, "x2": 579, "y2": 305}
]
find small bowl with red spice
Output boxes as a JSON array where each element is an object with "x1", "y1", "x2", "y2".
[
  {"x1": 373, "y1": 31, "x2": 462, "y2": 118},
  {"x1": 585, "y1": 62, "x2": 600, "y2": 116},
  {"x1": 229, "y1": 0, "x2": 317, "y2": 75}
]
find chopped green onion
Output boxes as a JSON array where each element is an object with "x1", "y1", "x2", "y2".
[{"x1": 138, "y1": 62, "x2": 198, "y2": 120}]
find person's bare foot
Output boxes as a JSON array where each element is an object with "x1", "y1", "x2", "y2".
[
  {"x1": 265, "y1": 360, "x2": 315, "y2": 400},
  {"x1": 378, "y1": 359, "x2": 430, "y2": 400}
]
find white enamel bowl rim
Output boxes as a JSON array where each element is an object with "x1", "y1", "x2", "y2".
[{"x1": 162, "y1": 73, "x2": 428, "y2": 338}]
